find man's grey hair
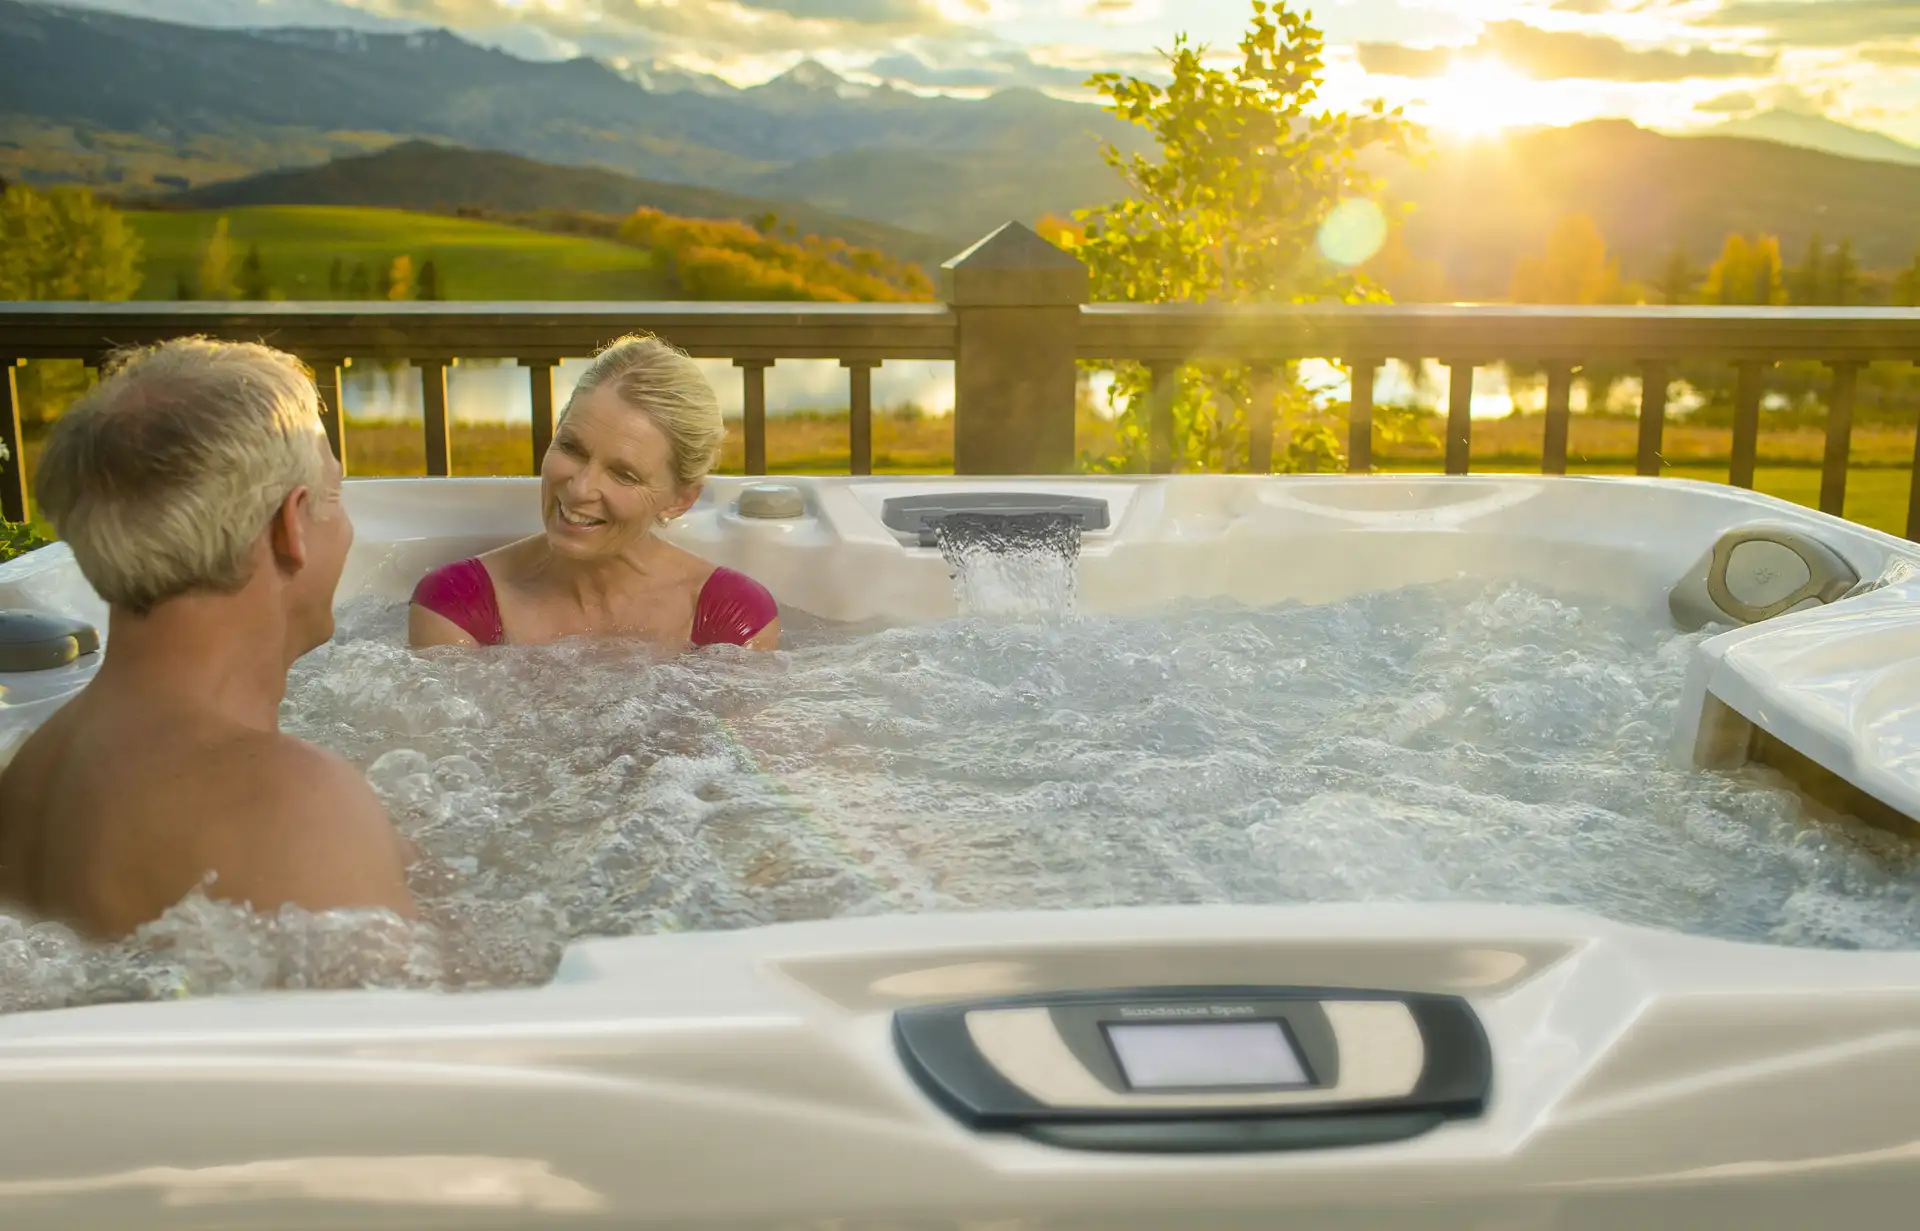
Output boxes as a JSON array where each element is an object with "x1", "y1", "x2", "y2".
[{"x1": 34, "y1": 337, "x2": 328, "y2": 615}]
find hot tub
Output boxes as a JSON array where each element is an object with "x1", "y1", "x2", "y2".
[{"x1": 0, "y1": 473, "x2": 1916, "y2": 1230}]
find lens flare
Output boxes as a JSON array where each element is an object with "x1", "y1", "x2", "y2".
[{"x1": 1317, "y1": 198, "x2": 1388, "y2": 268}]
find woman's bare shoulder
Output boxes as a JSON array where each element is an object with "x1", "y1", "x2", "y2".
[{"x1": 476, "y1": 534, "x2": 548, "y2": 581}]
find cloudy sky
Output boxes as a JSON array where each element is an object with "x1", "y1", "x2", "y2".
[{"x1": 73, "y1": 0, "x2": 1920, "y2": 142}]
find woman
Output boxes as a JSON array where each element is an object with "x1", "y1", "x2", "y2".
[{"x1": 408, "y1": 334, "x2": 779, "y2": 651}]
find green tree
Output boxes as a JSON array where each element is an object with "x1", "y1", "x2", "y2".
[
  {"x1": 1789, "y1": 232, "x2": 1825, "y2": 305},
  {"x1": 197, "y1": 216, "x2": 236, "y2": 299},
  {"x1": 1073, "y1": 0, "x2": 1409, "y2": 472},
  {"x1": 0, "y1": 183, "x2": 144, "y2": 300},
  {"x1": 1894, "y1": 252, "x2": 1920, "y2": 307},
  {"x1": 0, "y1": 184, "x2": 144, "y2": 431},
  {"x1": 415, "y1": 258, "x2": 442, "y2": 301},
  {"x1": 1656, "y1": 245, "x2": 1698, "y2": 305},
  {"x1": 1829, "y1": 238, "x2": 1860, "y2": 306},
  {"x1": 236, "y1": 241, "x2": 273, "y2": 300}
]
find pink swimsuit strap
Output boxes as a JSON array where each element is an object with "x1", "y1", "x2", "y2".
[
  {"x1": 410, "y1": 557, "x2": 505, "y2": 646},
  {"x1": 690, "y1": 566, "x2": 779, "y2": 647},
  {"x1": 411, "y1": 559, "x2": 775, "y2": 648}
]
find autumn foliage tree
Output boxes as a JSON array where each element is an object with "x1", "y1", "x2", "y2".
[
  {"x1": 1069, "y1": 0, "x2": 1411, "y2": 472},
  {"x1": 1703, "y1": 234, "x2": 1786, "y2": 306},
  {"x1": 1509, "y1": 215, "x2": 1626, "y2": 305},
  {"x1": 620, "y1": 209, "x2": 932, "y2": 302}
]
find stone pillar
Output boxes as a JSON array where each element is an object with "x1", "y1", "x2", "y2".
[{"x1": 943, "y1": 222, "x2": 1088, "y2": 475}]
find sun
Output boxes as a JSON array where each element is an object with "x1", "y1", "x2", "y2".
[{"x1": 1419, "y1": 58, "x2": 1534, "y2": 138}]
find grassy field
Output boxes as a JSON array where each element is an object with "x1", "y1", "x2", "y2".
[
  {"x1": 15, "y1": 410, "x2": 1916, "y2": 538},
  {"x1": 124, "y1": 206, "x2": 669, "y2": 301}
]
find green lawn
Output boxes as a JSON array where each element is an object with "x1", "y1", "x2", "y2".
[{"x1": 124, "y1": 206, "x2": 668, "y2": 301}]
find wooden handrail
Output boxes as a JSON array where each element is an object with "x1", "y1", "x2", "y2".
[
  {"x1": 5, "y1": 235, "x2": 1920, "y2": 537},
  {"x1": 0, "y1": 301, "x2": 955, "y2": 362},
  {"x1": 1078, "y1": 303, "x2": 1920, "y2": 362}
]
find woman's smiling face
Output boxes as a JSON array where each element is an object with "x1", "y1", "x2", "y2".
[{"x1": 539, "y1": 384, "x2": 697, "y2": 559}]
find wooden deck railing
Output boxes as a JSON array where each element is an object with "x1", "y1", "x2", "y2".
[{"x1": 7, "y1": 221, "x2": 1920, "y2": 537}]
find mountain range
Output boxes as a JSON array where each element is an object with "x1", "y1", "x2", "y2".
[
  {"x1": 1697, "y1": 111, "x2": 1920, "y2": 168},
  {"x1": 5, "y1": 0, "x2": 1920, "y2": 298},
  {"x1": 0, "y1": 0, "x2": 1135, "y2": 242}
]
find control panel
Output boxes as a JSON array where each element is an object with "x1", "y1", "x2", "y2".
[{"x1": 893, "y1": 986, "x2": 1491, "y2": 1153}]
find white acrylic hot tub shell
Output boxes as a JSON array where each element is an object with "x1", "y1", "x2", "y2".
[{"x1": 1, "y1": 473, "x2": 1918, "y2": 1230}]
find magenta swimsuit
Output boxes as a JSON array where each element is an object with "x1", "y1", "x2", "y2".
[{"x1": 411, "y1": 558, "x2": 777, "y2": 647}]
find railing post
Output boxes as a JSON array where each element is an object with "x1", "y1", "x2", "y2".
[
  {"x1": 1636, "y1": 362, "x2": 1668, "y2": 477},
  {"x1": 521, "y1": 358, "x2": 558, "y2": 477},
  {"x1": 1907, "y1": 386, "x2": 1920, "y2": 540},
  {"x1": 1, "y1": 359, "x2": 25, "y2": 523},
  {"x1": 1247, "y1": 364, "x2": 1277, "y2": 473},
  {"x1": 1821, "y1": 362, "x2": 1859, "y2": 517},
  {"x1": 1730, "y1": 361, "x2": 1765, "y2": 490},
  {"x1": 1541, "y1": 364, "x2": 1573, "y2": 475},
  {"x1": 1146, "y1": 361, "x2": 1178, "y2": 474},
  {"x1": 842, "y1": 358, "x2": 878, "y2": 476},
  {"x1": 418, "y1": 358, "x2": 453, "y2": 477},
  {"x1": 942, "y1": 222, "x2": 1088, "y2": 474},
  {"x1": 1444, "y1": 359, "x2": 1475, "y2": 475},
  {"x1": 1345, "y1": 360, "x2": 1376, "y2": 474},
  {"x1": 734, "y1": 359, "x2": 771, "y2": 476},
  {"x1": 308, "y1": 357, "x2": 347, "y2": 474}
]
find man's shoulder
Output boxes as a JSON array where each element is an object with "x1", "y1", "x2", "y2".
[
  {"x1": 210, "y1": 729, "x2": 382, "y2": 818},
  {"x1": 190, "y1": 731, "x2": 415, "y2": 918}
]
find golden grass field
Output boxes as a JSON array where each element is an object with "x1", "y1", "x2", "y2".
[{"x1": 18, "y1": 410, "x2": 1917, "y2": 538}]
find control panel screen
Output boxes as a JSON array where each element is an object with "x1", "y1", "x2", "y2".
[{"x1": 1104, "y1": 1020, "x2": 1312, "y2": 1090}]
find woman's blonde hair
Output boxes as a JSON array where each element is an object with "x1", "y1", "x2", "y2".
[
  {"x1": 34, "y1": 337, "x2": 327, "y2": 615},
  {"x1": 561, "y1": 333, "x2": 723, "y2": 488}
]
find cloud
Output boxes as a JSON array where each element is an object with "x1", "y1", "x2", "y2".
[
  {"x1": 1067, "y1": 0, "x2": 1159, "y2": 23},
  {"x1": 42, "y1": 0, "x2": 419, "y2": 29},
  {"x1": 1861, "y1": 45, "x2": 1920, "y2": 67},
  {"x1": 1702, "y1": 1, "x2": 1920, "y2": 47},
  {"x1": 1695, "y1": 89, "x2": 1756, "y2": 113},
  {"x1": 332, "y1": 0, "x2": 955, "y2": 51},
  {"x1": 728, "y1": 0, "x2": 944, "y2": 23},
  {"x1": 1355, "y1": 20, "x2": 1778, "y2": 82},
  {"x1": 864, "y1": 44, "x2": 1089, "y2": 88},
  {"x1": 1694, "y1": 83, "x2": 1832, "y2": 115},
  {"x1": 339, "y1": 0, "x2": 956, "y2": 62}
]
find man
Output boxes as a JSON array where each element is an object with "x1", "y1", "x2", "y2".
[{"x1": 0, "y1": 337, "x2": 416, "y2": 939}]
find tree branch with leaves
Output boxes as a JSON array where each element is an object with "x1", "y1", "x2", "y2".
[{"x1": 1069, "y1": 1, "x2": 1414, "y2": 473}]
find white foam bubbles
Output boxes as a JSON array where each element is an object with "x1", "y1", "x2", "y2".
[{"x1": 2, "y1": 576, "x2": 1918, "y2": 1016}]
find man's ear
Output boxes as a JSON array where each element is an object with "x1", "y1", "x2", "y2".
[{"x1": 269, "y1": 486, "x2": 313, "y2": 573}]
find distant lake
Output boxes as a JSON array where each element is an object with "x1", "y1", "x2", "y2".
[
  {"x1": 340, "y1": 358, "x2": 956, "y2": 425},
  {"x1": 339, "y1": 358, "x2": 1711, "y2": 425}
]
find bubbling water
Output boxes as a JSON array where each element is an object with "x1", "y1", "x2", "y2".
[
  {"x1": 3, "y1": 550, "x2": 1918, "y2": 1014},
  {"x1": 936, "y1": 512, "x2": 1083, "y2": 619}
]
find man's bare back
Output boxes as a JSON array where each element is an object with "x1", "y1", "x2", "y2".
[
  {"x1": 0, "y1": 337, "x2": 421, "y2": 941},
  {"x1": 0, "y1": 686, "x2": 415, "y2": 940}
]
